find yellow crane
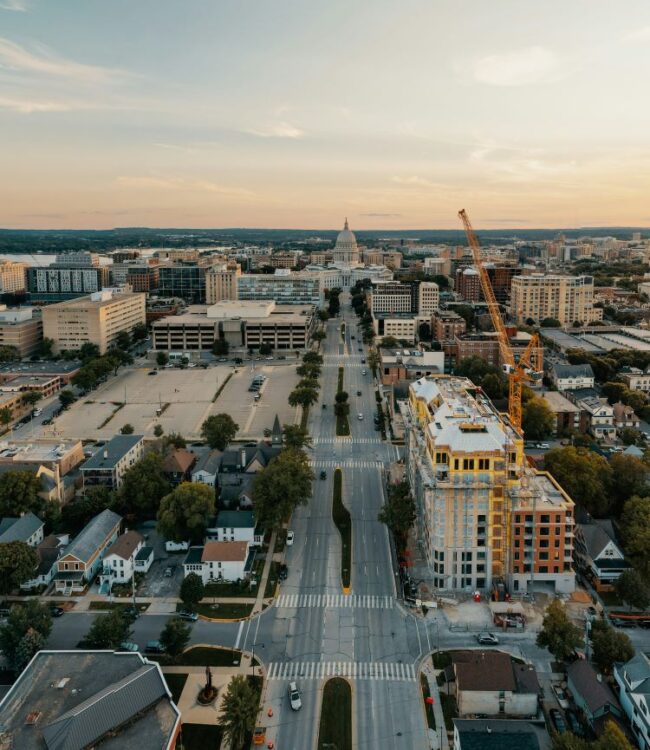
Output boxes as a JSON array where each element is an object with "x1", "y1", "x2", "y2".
[{"x1": 458, "y1": 209, "x2": 542, "y2": 433}]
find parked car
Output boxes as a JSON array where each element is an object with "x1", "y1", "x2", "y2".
[
  {"x1": 178, "y1": 611, "x2": 199, "y2": 622},
  {"x1": 361, "y1": 358, "x2": 366, "y2": 364},
  {"x1": 33, "y1": 409, "x2": 42, "y2": 417},
  {"x1": 148, "y1": 370, "x2": 157, "y2": 376},
  {"x1": 42, "y1": 418, "x2": 53, "y2": 425},
  {"x1": 357, "y1": 413, "x2": 364, "y2": 420},
  {"x1": 565, "y1": 709, "x2": 584, "y2": 736},
  {"x1": 476, "y1": 632, "x2": 499, "y2": 645},
  {"x1": 145, "y1": 640, "x2": 165, "y2": 654},
  {"x1": 320, "y1": 470, "x2": 327, "y2": 480},
  {"x1": 361, "y1": 369, "x2": 367, "y2": 375},
  {"x1": 553, "y1": 684, "x2": 570, "y2": 709},
  {"x1": 549, "y1": 708, "x2": 566, "y2": 734},
  {"x1": 286, "y1": 530, "x2": 294, "y2": 546},
  {"x1": 124, "y1": 606, "x2": 139, "y2": 622},
  {"x1": 288, "y1": 681, "x2": 302, "y2": 710},
  {"x1": 279, "y1": 564, "x2": 288, "y2": 581},
  {"x1": 163, "y1": 566, "x2": 174, "y2": 578},
  {"x1": 356, "y1": 390, "x2": 362, "y2": 396},
  {"x1": 50, "y1": 606, "x2": 64, "y2": 617},
  {"x1": 118, "y1": 642, "x2": 139, "y2": 652}
]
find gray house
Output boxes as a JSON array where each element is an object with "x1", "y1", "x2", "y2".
[
  {"x1": 567, "y1": 660, "x2": 622, "y2": 733},
  {"x1": 0, "y1": 512, "x2": 44, "y2": 547}
]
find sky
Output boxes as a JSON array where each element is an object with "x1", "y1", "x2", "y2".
[{"x1": 1, "y1": 0, "x2": 650, "y2": 230}]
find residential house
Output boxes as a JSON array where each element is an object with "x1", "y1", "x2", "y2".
[
  {"x1": 568, "y1": 389, "x2": 616, "y2": 438},
  {"x1": 566, "y1": 660, "x2": 622, "y2": 734},
  {"x1": 453, "y1": 719, "x2": 547, "y2": 750},
  {"x1": 100, "y1": 530, "x2": 148, "y2": 589},
  {"x1": 446, "y1": 651, "x2": 540, "y2": 718},
  {"x1": 620, "y1": 366, "x2": 650, "y2": 393},
  {"x1": 191, "y1": 450, "x2": 222, "y2": 486},
  {"x1": 574, "y1": 519, "x2": 627, "y2": 590},
  {"x1": 612, "y1": 401, "x2": 640, "y2": 431},
  {"x1": 20, "y1": 533, "x2": 68, "y2": 591},
  {"x1": 551, "y1": 363, "x2": 595, "y2": 391},
  {"x1": 163, "y1": 447, "x2": 196, "y2": 485},
  {"x1": 615, "y1": 652, "x2": 650, "y2": 750},
  {"x1": 0, "y1": 650, "x2": 181, "y2": 750},
  {"x1": 0, "y1": 461, "x2": 72, "y2": 505},
  {"x1": 0, "y1": 512, "x2": 44, "y2": 547},
  {"x1": 53, "y1": 509, "x2": 122, "y2": 594},
  {"x1": 217, "y1": 440, "x2": 281, "y2": 509},
  {"x1": 206, "y1": 510, "x2": 263, "y2": 546},
  {"x1": 183, "y1": 540, "x2": 254, "y2": 584},
  {"x1": 540, "y1": 391, "x2": 580, "y2": 436},
  {"x1": 80, "y1": 434, "x2": 145, "y2": 490}
]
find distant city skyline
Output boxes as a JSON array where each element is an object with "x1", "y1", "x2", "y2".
[{"x1": 1, "y1": 1, "x2": 650, "y2": 230}]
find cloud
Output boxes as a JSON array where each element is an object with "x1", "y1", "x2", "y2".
[
  {"x1": 244, "y1": 122, "x2": 304, "y2": 139},
  {"x1": 473, "y1": 46, "x2": 560, "y2": 86},
  {"x1": 0, "y1": 37, "x2": 126, "y2": 82},
  {"x1": 115, "y1": 176, "x2": 255, "y2": 199},
  {"x1": 0, "y1": 95, "x2": 74, "y2": 112},
  {"x1": 0, "y1": 0, "x2": 28, "y2": 10},
  {"x1": 625, "y1": 26, "x2": 650, "y2": 41}
]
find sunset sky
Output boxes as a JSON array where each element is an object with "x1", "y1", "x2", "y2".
[{"x1": 2, "y1": 0, "x2": 650, "y2": 230}]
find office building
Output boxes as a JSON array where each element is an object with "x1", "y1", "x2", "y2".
[
  {"x1": 423, "y1": 256, "x2": 451, "y2": 277},
  {"x1": 403, "y1": 376, "x2": 574, "y2": 593},
  {"x1": 236, "y1": 270, "x2": 321, "y2": 306},
  {"x1": 418, "y1": 281, "x2": 440, "y2": 315},
  {"x1": 55, "y1": 251, "x2": 100, "y2": 267},
  {"x1": 205, "y1": 261, "x2": 242, "y2": 303},
  {"x1": 158, "y1": 264, "x2": 206, "y2": 303},
  {"x1": 510, "y1": 274, "x2": 603, "y2": 325},
  {"x1": 371, "y1": 280, "x2": 438, "y2": 315},
  {"x1": 111, "y1": 260, "x2": 160, "y2": 292},
  {"x1": 379, "y1": 348, "x2": 445, "y2": 385},
  {"x1": 42, "y1": 290, "x2": 146, "y2": 355},
  {"x1": 0, "y1": 306, "x2": 42, "y2": 357},
  {"x1": 27, "y1": 264, "x2": 111, "y2": 303},
  {"x1": 0, "y1": 260, "x2": 27, "y2": 294}
]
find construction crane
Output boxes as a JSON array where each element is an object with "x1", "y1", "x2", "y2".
[{"x1": 458, "y1": 209, "x2": 542, "y2": 433}]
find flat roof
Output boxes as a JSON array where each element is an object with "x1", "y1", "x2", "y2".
[
  {"x1": 0, "y1": 361, "x2": 80, "y2": 375},
  {"x1": 0, "y1": 439, "x2": 81, "y2": 463},
  {"x1": 45, "y1": 292, "x2": 144, "y2": 310}
]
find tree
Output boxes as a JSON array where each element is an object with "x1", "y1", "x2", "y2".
[
  {"x1": 120, "y1": 423, "x2": 134, "y2": 435},
  {"x1": 544, "y1": 447, "x2": 613, "y2": 517},
  {"x1": 0, "y1": 345, "x2": 18, "y2": 363},
  {"x1": 367, "y1": 350, "x2": 380, "y2": 376},
  {"x1": 220, "y1": 675, "x2": 260, "y2": 750},
  {"x1": 115, "y1": 330, "x2": 131, "y2": 350},
  {"x1": 282, "y1": 424, "x2": 312, "y2": 450},
  {"x1": 380, "y1": 336, "x2": 399, "y2": 348},
  {"x1": 378, "y1": 481, "x2": 416, "y2": 542},
  {"x1": 36, "y1": 337, "x2": 55, "y2": 359},
  {"x1": 312, "y1": 329, "x2": 326, "y2": 342},
  {"x1": 602, "y1": 381, "x2": 628, "y2": 405},
  {"x1": 116, "y1": 451, "x2": 170, "y2": 519},
  {"x1": 59, "y1": 389, "x2": 76, "y2": 410},
  {"x1": 302, "y1": 352, "x2": 323, "y2": 366},
  {"x1": 157, "y1": 482, "x2": 215, "y2": 542},
  {"x1": 318, "y1": 309, "x2": 329, "y2": 321},
  {"x1": 179, "y1": 573, "x2": 205, "y2": 612},
  {"x1": 79, "y1": 342, "x2": 100, "y2": 361},
  {"x1": 160, "y1": 617, "x2": 191, "y2": 659},
  {"x1": 0, "y1": 601, "x2": 52, "y2": 670},
  {"x1": 296, "y1": 363, "x2": 321, "y2": 379},
  {"x1": 536, "y1": 599, "x2": 582, "y2": 662},
  {"x1": 590, "y1": 620, "x2": 634, "y2": 673},
  {"x1": 201, "y1": 413, "x2": 239, "y2": 450},
  {"x1": 163, "y1": 432, "x2": 187, "y2": 449},
  {"x1": 615, "y1": 568, "x2": 650, "y2": 610},
  {"x1": 22, "y1": 391, "x2": 43, "y2": 410},
  {"x1": 0, "y1": 541, "x2": 38, "y2": 593},
  {"x1": 593, "y1": 721, "x2": 635, "y2": 750},
  {"x1": 156, "y1": 351, "x2": 169, "y2": 367},
  {"x1": 610, "y1": 454, "x2": 650, "y2": 514},
  {"x1": 540, "y1": 317, "x2": 562, "y2": 328},
  {"x1": 288, "y1": 385, "x2": 319, "y2": 410},
  {"x1": 131, "y1": 322, "x2": 148, "y2": 342},
  {"x1": 551, "y1": 734, "x2": 589, "y2": 750},
  {"x1": 154, "y1": 424, "x2": 164, "y2": 437},
  {"x1": 0, "y1": 470, "x2": 44, "y2": 517},
  {"x1": 481, "y1": 373, "x2": 506, "y2": 400},
  {"x1": 212, "y1": 337, "x2": 229, "y2": 356},
  {"x1": 621, "y1": 495, "x2": 650, "y2": 574},
  {"x1": 60, "y1": 487, "x2": 115, "y2": 535},
  {"x1": 85, "y1": 609, "x2": 131, "y2": 648},
  {"x1": 0, "y1": 405, "x2": 12, "y2": 433},
  {"x1": 522, "y1": 397, "x2": 555, "y2": 440},
  {"x1": 252, "y1": 449, "x2": 313, "y2": 529},
  {"x1": 619, "y1": 426, "x2": 644, "y2": 446}
]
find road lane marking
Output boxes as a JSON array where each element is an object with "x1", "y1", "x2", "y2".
[
  {"x1": 275, "y1": 594, "x2": 394, "y2": 610},
  {"x1": 266, "y1": 661, "x2": 416, "y2": 682},
  {"x1": 234, "y1": 621, "x2": 244, "y2": 650}
]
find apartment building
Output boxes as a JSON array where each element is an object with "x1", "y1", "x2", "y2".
[
  {"x1": 418, "y1": 282, "x2": 440, "y2": 315},
  {"x1": 432, "y1": 310, "x2": 467, "y2": 341},
  {"x1": 236, "y1": 271, "x2": 321, "y2": 306},
  {"x1": 403, "y1": 376, "x2": 574, "y2": 594},
  {"x1": 620, "y1": 366, "x2": 650, "y2": 392},
  {"x1": 205, "y1": 262, "x2": 242, "y2": 304},
  {"x1": 42, "y1": 290, "x2": 146, "y2": 355},
  {"x1": 0, "y1": 306, "x2": 42, "y2": 357},
  {"x1": 452, "y1": 332, "x2": 544, "y2": 373},
  {"x1": 80, "y1": 434, "x2": 145, "y2": 490},
  {"x1": 423, "y1": 256, "x2": 451, "y2": 277},
  {"x1": 510, "y1": 274, "x2": 603, "y2": 325},
  {"x1": 250, "y1": 251, "x2": 301, "y2": 270},
  {"x1": 455, "y1": 267, "x2": 482, "y2": 301},
  {"x1": 363, "y1": 250, "x2": 403, "y2": 269},
  {"x1": 110, "y1": 261, "x2": 160, "y2": 292},
  {"x1": 0, "y1": 261, "x2": 27, "y2": 294}
]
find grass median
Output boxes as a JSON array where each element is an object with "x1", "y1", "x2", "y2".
[
  {"x1": 317, "y1": 677, "x2": 352, "y2": 750},
  {"x1": 335, "y1": 366, "x2": 350, "y2": 436},
  {"x1": 333, "y1": 468, "x2": 351, "y2": 589}
]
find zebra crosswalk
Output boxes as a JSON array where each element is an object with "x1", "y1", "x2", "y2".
[
  {"x1": 275, "y1": 593, "x2": 394, "y2": 610},
  {"x1": 310, "y1": 459, "x2": 383, "y2": 469},
  {"x1": 313, "y1": 437, "x2": 383, "y2": 445},
  {"x1": 267, "y1": 660, "x2": 416, "y2": 682}
]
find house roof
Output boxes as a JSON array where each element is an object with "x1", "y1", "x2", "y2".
[
  {"x1": 567, "y1": 660, "x2": 621, "y2": 714},
  {"x1": 0, "y1": 512, "x2": 43, "y2": 544},
  {"x1": 135, "y1": 545, "x2": 153, "y2": 562},
  {"x1": 80, "y1": 435, "x2": 143, "y2": 471},
  {"x1": 192, "y1": 450, "x2": 222, "y2": 476},
  {"x1": 612, "y1": 401, "x2": 638, "y2": 420},
  {"x1": 577, "y1": 520, "x2": 624, "y2": 562},
  {"x1": 211, "y1": 510, "x2": 255, "y2": 529},
  {"x1": 105, "y1": 530, "x2": 143, "y2": 560},
  {"x1": 619, "y1": 652, "x2": 650, "y2": 690},
  {"x1": 184, "y1": 546, "x2": 203, "y2": 565},
  {"x1": 553, "y1": 363, "x2": 595, "y2": 380},
  {"x1": 63, "y1": 509, "x2": 122, "y2": 564},
  {"x1": 453, "y1": 719, "x2": 541, "y2": 750},
  {"x1": 163, "y1": 448, "x2": 195, "y2": 475},
  {"x1": 219, "y1": 442, "x2": 281, "y2": 473},
  {"x1": 201, "y1": 540, "x2": 249, "y2": 562},
  {"x1": 513, "y1": 663, "x2": 541, "y2": 694},
  {"x1": 453, "y1": 651, "x2": 517, "y2": 692},
  {"x1": 35, "y1": 545, "x2": 60, "y2": 576},
  {"x1": 0, "y1": 650, "x2": 180, "y2": 750},
  {"x1": 623, "y1": 445, "x2": 644, "y2": 458}
]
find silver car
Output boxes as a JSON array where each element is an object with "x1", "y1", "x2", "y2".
[{"x1": 288, "y1": 681, "x2": 302, "y2": 710}]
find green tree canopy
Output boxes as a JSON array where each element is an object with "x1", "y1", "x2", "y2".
[
  {"x1": 621, "y1": 495, "x2": 650, "y2": 574},
  {"x1": 85, "y1": 609, "x2": 132, "y2": 648},
  {"x1": 378, "y1": 481, "x2": 416, "y2": 543},
  {"x1": 544, "y1": 447, "x2": 613, "y2": 517},
  {"x1": 160, "y1": 617, "x2": 191, "y2": 658},
  {"x1": 0, "y1": 601, "x2": 52, "y2": 671},
  {"x1": 282, "y1": 424, "x2": 312, "y2": 450},
  {"x1": 615, "y1": 568, "x2": 650, "y2": 610},
  {"x1": 522, "y1": 397, "x2": 555, "y2": 440},
  {"x1": 201, "y1": 413, "x2": 239, "y2": 450},
  {"x1": 115, "y1": 451, "x2": 170, "y2": 519},
  {"x1": 120, "y1": 423, "x2": 134, "y2": 435},
  {"x1": 156, "y1": 351, "x2": 169, "y2": 367},
  {"x1": 131, "y1": 323, "x2": 148, "y2": 342},
  {"x1": 115, "y1": 330, "x2": 131, "y2": 350},
  {"x1": 302, "y1": 352, "x2": 323, "y2": 366},
  {"x1": 0, "y1": 541, "x2": 38, "y2": 594},
  {"x1": 540, "y1": 317, "x2": 562, "y2": 328},
  {"x1": 252, "y1": 449, "x2": 314, "y2": 529},
  {"x1": 590, "y1": 620, "x2": 634, "y2": 673},
  {"x1": 60, "y1": 487, "x2": 115, "y2": 535},
  {"x1": 288, "y1": 385, "x2": 319, "y2": 410},
  {"x1": 219, "y1": 675, "x2": 260, "y2": 750},
  {"x1": 610, "y1": 454, "x2": 650, "y2": 514},
  {"x1": 180, "y1": 572, "x2": 205, "y2": 611},
  {"x1": 212, "y1": 337, "x2": 230, "y2": 356},
  {"x1": 0, "y1": 470, "x2": 44, "y2": 517},
  {"x1": 536, "y1": 599, "x2": 582, "y2": 662},
  {"x1": 58, "y1": 389, "x2": 76, "y2": 410},
  {"x1": 157, "y1": 482, "x2": 215, "y2": 543}
]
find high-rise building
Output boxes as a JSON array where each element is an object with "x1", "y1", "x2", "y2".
[
  {"x1": 403, "y1": 375, "x2": 575, "y2": 594},
  {"x1": 510, "y1": 274, "x2": 603, "y2": 325},
  {"x1": 455, "y1": 267, "x2": 482, "y2": 301},
  {"x1": 158, "y1": 265, "x2": 206, "y2": 303},
  {"x1": 236, "y1": 271, "x2": 321, "y2": 306},
  {"x1": 0, "y1": 261, "x2": 27, "y2": 294},
  {"x1": 205, "y1": 262, "x2": 242, "y2": 304},
  {"x1": 0, "y1": 306, "x2": 43, "y2": 357},
  {"x1": 418, "y1": 282, "x2": 440, "y2": 316}
]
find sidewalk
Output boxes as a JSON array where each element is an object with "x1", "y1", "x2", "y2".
[{"x1": 421, "y1": 655, "x2": 450, "y2": 750}]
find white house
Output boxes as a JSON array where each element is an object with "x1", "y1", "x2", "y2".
[
  {"x1": 100, "y1": 529, "x2": 145, "y2": 588},
  {"x1": 20, "y1": 533, "x2": 68, "y2": 591},
  {"x1": 191, "y1": 451, "x2": 222, "y2": 487},
  {"x1": 0, "y1": 512, "x2": 44, "y2": 547},
  {"x1": 183, "y1": 541, "x2": 253, "y2": 584},
  {"x1": 620, "y1": 366, "x2": 650, "y2": 393},
  {"x1": 576, "y1": 395, "x2": 615, "y2": 438},
  {"x1": 551, "y1": 363, "x2": 595, "y2": 391},
  {"x1": 615, "y1": 652, "x2": 650, "y2": 750},
  {"x1": 574, "y1": 520, "x2": 626, "y2": 591},
  {"x1": 205, "y1": 510, "x2": 262, "y2": 546}
]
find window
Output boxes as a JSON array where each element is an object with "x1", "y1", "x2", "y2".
[
  {"x1": 478, "y1": 458, "x2": 489, "y2": 470},
  {"x1": 541, "y1": 514, "x2": 550, "y2": 523},
  {"x1": 463, "y1": 458, "x2": 475, "y2": 471}
]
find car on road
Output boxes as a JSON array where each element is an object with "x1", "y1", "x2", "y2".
[
  {"x1": 279, "y1": 564, "x2": 288, "y2": 581},
  {"x1": 178, "y1": 611, "x2": 199, "y2": 622},
  {"x1": 148, "y1": 370, "x2": 157, "y2": 375},
  {"x1": 476, "y1": 632, "x2": 499, "y2": 645},
  {"x1": 539, "y1": 442, "x2": 550, "y2": 449},
  {"x1": 361, "y1": 369, "x2": 367, "y2": 375},
  {"x1": 163, "y1": 566, "x2": 174, "y2": 577},
  {"x1": 33, "y1": 409, "x2": 42, "y2": 417},
  {"x1": 118, "y1": 642, "x2": 139, "y2": 652},
  {"x1": 553, "y1": 684, "x2": 570, "y2": 709},
  {"x1": 187, "y1": 362, "x2": 197, "y2": 368},
  {"x1": 320, "y1": 470, "x2": 327, "y2": 479},
  {"x1": 145, "y1": 640, "x2": 166, "y2": 654},
  {"x1": 50, "y1": 606, "x2": 64, "y2": 617},
  {"x1": 361, "y1": 358, "x2": 366, "y2": 364},
  {"x1": 42, "y1": 418, "x2": 53, "y2": 425},
  {"x1": 356, "y1": 390, "x2": 362, "y2": 396},
  {"x1": 288, "y1": 681, "x2": 302, "y2": 710},
  {"x1": 612, "y1": 618, "x2": 636, "y2": 628},
  {"x1": 357, "y1": 413, "x2": 363, "y2": 420},
  {"x1": 549, "y1": 708, "x2": 566, "y2": 734},
  {"x1": 286, "y1": 530, "x2": 294, "y2": 546}
]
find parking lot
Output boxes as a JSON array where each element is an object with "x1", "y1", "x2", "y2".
[{"x1": 51, "y1": 363, "x2": 300, "y2": 441}]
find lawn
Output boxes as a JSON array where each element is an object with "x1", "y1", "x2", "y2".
[
  {"x1": 204, "y1": 580, "x2": 256, "y2": 598},
  {"x1": 420, "y1": 673, "x2": 436, "y2": 730},
  {"x1": 87, "y1": 601, "x2": 150, "y2": 613},
  {"x1": 181, "y1": 646, "x2": 242, "y2": 667},
  {"x1": 163, "y1": 672, "x2": 188, "y2": 704},
  {"x1": 332, "y1": 469, "x2": 352, "y2": 588},
  {"x1": 264, "y1": 561, "x2": 280, "y2": 598},
  {"x1": 179, "y1": 724, "x2": 223, "y2": 750},
  {"x1": 179, "y1": 602, "x2": 254, "y2": 620},
  {"x1": 317, "y1": 677, "x2": 352, "y2": 750}
]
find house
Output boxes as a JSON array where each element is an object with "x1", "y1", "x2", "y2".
[
  {"x1": 0, "y1": 461, "x2": 70, "y2": 504},
  {"x1": 183, "y1": 540, "x2": 254, "y2": 584},
  {"x1": 551, "y1": 363, "x2": 595, "y2": 391},
  {"x1": 574, "y1": 519, "x2": 627, "y2": 590},
  {"x1": 218, "y1": 441, "x2": 281, "y2": 477},
  {"x1": 453, "y1": 719, "x2": 547, "y2": 750},
  {"x1": 205, "y1": 510, "x2": 263, "y2": 546},
  {"x1": 80, "y1": 434, "x2": 145, "y2": 490},
  {"x1": 566, "y1": 660, "x2": 622, "y2": 733},
  {"x1": 0, "y1": 512, "x2": 44, "y2": 547},
  {"x1": 624, "y1": 444, "x2": 644, "y2": 459},
  {"x1": 0, "y1": 650, "x2": 181, "y2": 750},
  {"x1": 20, "y1": 533, "x2": 68, "y2": 591},
  {"x1": 191, "y1": 450, "x2": 222, "y2": 486},
  {"x1": 540, "y1": 391, "x2": 580, "y2": 436},
  {"x1": 53, "y1": 509, "x2": 122, "y2": 594},
  {"x1": 612, "y1": 401, "x2": 640, "y2": 431},
  {"x1": 446, "y1": 651, "x2": 540, "y2": 718},
  {"x1": 614, "y1": 652, "x2": 650, "y2": 750},
  {"x1": 570, "y1": 391, "x2": 616, "y2": 439},
  {"x1": 620, "y1": 366, "x2": 650, "y2": 393},
  {"x1": 100, "y1": 530, "x2": 146, "y2": 589},
  {"x1": 163, "y1": 447, "x2": 196, "y2": 485}
]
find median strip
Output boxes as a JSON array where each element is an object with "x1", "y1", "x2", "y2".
[
  {"x1": 335, "y1": 366, "x2": 350, "y2": 436},
  {"x1": 333, "y1": 468, "x2": 352, "y2": 591},
  {"x1": 317, "y1": 677, "x2": 352, "y2": 750}
]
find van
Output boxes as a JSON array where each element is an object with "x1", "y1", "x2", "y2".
[{"x1": 165, "y1": 540, "x2": 189, "y2": 553}]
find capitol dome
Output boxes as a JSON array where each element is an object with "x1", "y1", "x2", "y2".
[{"x1": 333, "y1": 218, "x2": 360, "y2": 264}]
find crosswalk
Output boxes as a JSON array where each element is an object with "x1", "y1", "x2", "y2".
[
  {"x1": 311, "y1": 459, "x2": 383, "y2": 469},
  {"x1": 267, "y1": 660, "x2": 416, "y2": 682},
  {"x1": 275, "y1": 593, "x2": 394, "y2": 610},
  {"x1": 313, "y1": 437, "x2": 383, "y2": 445}
]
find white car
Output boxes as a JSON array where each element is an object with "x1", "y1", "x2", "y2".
[
  {"x1": 288, "y1": 681, "x2": 302, "y2": 710},
  {"x1": 476, "y1": 632, "x2": 499, "y2": 645},
  {"x1": 361, "y1": 369, "x2": 367, "y2": 375},
  {"x1": 286, "y1": 530, "x2": 294, "y2": 546},
  {"x1": 187, "y1": 362, "x2": 197, "y2": 368},
  {"x1": 357, "y1": 413, "x2": 364, "y2": 420},
  {"x1": 553, "y1": 684, "x2": 570, "y2": 709}
]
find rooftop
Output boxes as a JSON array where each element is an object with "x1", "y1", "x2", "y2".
[
  {"x1": 105, "y1": 530, "x2": 143, "y2": 560},
  {"x1": 453, "y1": 719, "x2": 543, "y2": 750},
  {"x1": 202, "y1": 540, "x2": 249, "y2": 562},
  {"x1": 45, "y1": 291, "x2": 144, "y2": 310},
  {"x1": 540, "y1": 391, "x2": 580, "y2": 413},
  {"x1": 567, "y1": 659, "x2": 621, "y2": 714},
  {"x1": 209, "y1": 510, "x2": 255, "y2": 529},
  {"x1": 80, "y1": 435, "x2": 143, "y2": 471},
  {"x1": 64, "y1": 509, "x2": 122, "y2": 564},
  {"x1": 0, "y1": 512, "x2": 43, "y2": 544},
  {"x1": 0, "y1": 439, "x2": 81, "y2": 465},
  {"x1": 453, "y1": 651, "x2": 517, "y2": 692}
]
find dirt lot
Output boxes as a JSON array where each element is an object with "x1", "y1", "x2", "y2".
[{"x1": 52, "y1": 363, "x2": 300, "y2": 441}]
